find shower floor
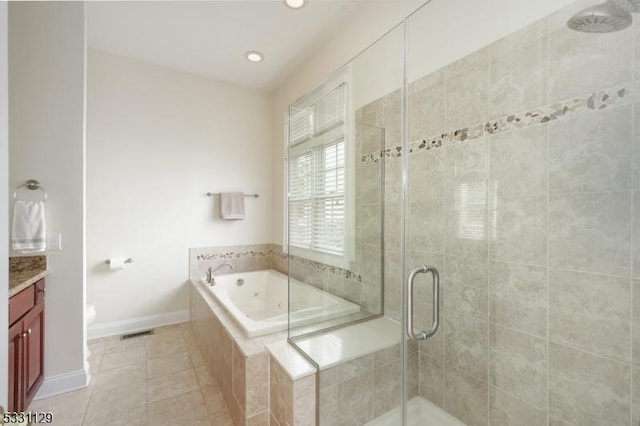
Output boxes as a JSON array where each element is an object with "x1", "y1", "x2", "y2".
[{"x1": 365, "y1": 396, "x2": 465, "y2": 426}]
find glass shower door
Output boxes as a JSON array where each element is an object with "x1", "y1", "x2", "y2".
[
  {"x1": 403, "y1": 0, "x2": 637, "y2": 425},
  {"x1": 287, "y1": 0, "x2": 637, "y2": 423},
  {"x1": 285, "y1": 20, "x2": 407, "y2": 426}
]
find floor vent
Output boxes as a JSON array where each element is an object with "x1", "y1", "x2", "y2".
[{"x1": 120, "y1": 329, "x2": 154, "y2": 340}]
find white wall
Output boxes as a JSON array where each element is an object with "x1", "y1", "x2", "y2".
[
  {"x1": 9, "y1": 2, "x2": 87, "y2": 395},
  {"x1": 87, "y1": 50, "x2": 272, "y2": 332},
  {"x1": 271, "y1": 0, "x2": 578, "y2": 242},
  {"x1": 0, "y1": 1, "x2": 9, "y2": 409}
]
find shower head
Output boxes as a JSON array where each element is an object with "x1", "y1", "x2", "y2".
[
  {"x1": 567, "y1": 3, "x2": 632, "y2": 33},
  {"x1": 608, "y1": 0, "x2": 640, "y2": 13}
]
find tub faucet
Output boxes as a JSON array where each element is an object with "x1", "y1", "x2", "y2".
[{"x1": 206, "y1": 263, "x2": 233, "y2": 285}]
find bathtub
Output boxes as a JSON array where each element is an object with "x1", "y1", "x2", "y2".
[{"x1": 200, "y1": 269, "x2": 360, "y2": 338}]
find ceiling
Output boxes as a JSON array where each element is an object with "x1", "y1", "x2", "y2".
[{"x1": 87, "y1": 1, "x2": 373, "y2": 91}]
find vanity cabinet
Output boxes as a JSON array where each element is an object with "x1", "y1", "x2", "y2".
[{"x1": 8, "y1": 279, "x2": 45, "y2": 412}]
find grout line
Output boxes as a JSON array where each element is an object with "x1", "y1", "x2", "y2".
[
  {"x1": 547, "y1": 338, "x2": 633, "y2": 367},
  {"x1": 441, "y1": 63, "x2": 449, "y2": 415},
  {"x1": 144, "y1": 374, "x2": 149, "y2": 425},
  {"x1": 486, "y1": 320, "x2": 547, "y2": 341},
  {"x1": 483, "y1": 70, "x2": 490, "y2": 424},
  {"x1": 489, "y1": 383, "x2": 547, "y2": 414},
  {"x1": 485, "y1": 41, "x2": 492, "y2": 420},
  {"x1": 630, "y1": 101, "x2": 636, "y2": 426},
  {"x1": 545, "y1": 14, "x2": 552, "y2": 426}
]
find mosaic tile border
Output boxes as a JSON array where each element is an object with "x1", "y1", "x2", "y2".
[
  {"x1": 194, "y1": 244, "x2": 361, "y2": 282},
  {"x1": 361, "y1": 82, "x2": 639, "y2": 164},
  {"x1": 286, "y1": 252, "x2": 362, "y2": 282},
  {"x1": 196, "y1": 248, "x2": 272, "y2": 261}
]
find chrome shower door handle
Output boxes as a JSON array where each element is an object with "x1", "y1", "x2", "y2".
[
  {"x1": 423, "y1": 266, "x2": 440, "y2": 339},
  {"x1": 406, "y1": 266, "x2": 427, "y2": 341},
  {"x1": 406, "y1": 265, "x2": 440, "y2": 341}
]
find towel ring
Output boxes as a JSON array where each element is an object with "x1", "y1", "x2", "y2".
[{"x1": 13, "y1": 179, "x2": 47, "y2": 201}]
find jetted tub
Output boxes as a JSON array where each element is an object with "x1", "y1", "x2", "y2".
[{"x1": 200, "y1": 269, "x2": 360, "y2": 337}]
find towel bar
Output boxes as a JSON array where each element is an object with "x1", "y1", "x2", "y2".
[{"x1": 206, "y1": 192, "x2": 259, "y2": 198}]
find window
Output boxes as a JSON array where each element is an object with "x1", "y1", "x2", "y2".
[{"x1": 287, "y1": 80, "x2": 351, "y2": 267}]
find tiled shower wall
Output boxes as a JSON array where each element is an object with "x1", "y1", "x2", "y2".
[{"x1": 356, "y1": 1, "x2": 640, "y2": 424}]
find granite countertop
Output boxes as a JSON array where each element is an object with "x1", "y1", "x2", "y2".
[{"x1": 9, "y1": 256, "x2": 48, "y2": 298}]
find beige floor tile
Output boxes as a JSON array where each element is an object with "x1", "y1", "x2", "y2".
[
  {"x1": 211, "y1": 414, "x2": 234, "y2": 426},
  {"x1": 151, "y1": 325, "x2": 184, "y2": 340},
  {"x1": 27, "y1": 322, "x2": 236, "y2": 426},
  {"x1": 182, "y1": 327, "x2": 196, "y2": 339},
  {"x1": 29, "y1": 386, "x2": 92, "y2": 414},
  {"x1": 99, "y1": 347, "x2": 146, "y2": 372},
  {"x1": 146, "y1": 335, "x2": 189, "y2": 360},
  {"x1": 147, "y1": 389, "x2": 209, "y2": 426},
  {"x1": 147, "y1": 368, "x2": 199, "y2": 403},
  {"x1": 35, "y1": 412, "x2": 84, "y2": 426},
  {"x1": 147, "y1": 351, "x2": 193, "y2": 379},
  {"x1": 195, "y1": 365, "x2": 214, "y2": 388},
  {"x1": 88, "y1": 353, "x2": 103, "y2": 375},
  {"x1": 82, "y1": 405, "x2": 146, "y2": 426},
  {"x1": 84, "y1": 382, "x2": 147, "y2": 424},
  {"x1": 190, "y1": 349, "x2": 205, "y2": 367},
  {"x1": 177, "y1": 322, "x2": 194, "y2": 334},
  {"x1": 188, "y1": 420, "x2": 218, "y2": 426},
  {"x1": 92, "y1": 362, "x2": 147, "y2": 392},
  {"x1": 184, "y1": 334, "x2": 200, "y2": 353},
  {"x1": 104, "y1": 336, "x2": 148, "y2": 354},
  {"x1": 200, "y1": 385, "x2": 229, "y2": 419},
  {"x1": 87, "y1": 340, "x2": 107, "y2": 357},
  {"x1": 28, "y1": 388, "x2": 90, "y2": 426}
]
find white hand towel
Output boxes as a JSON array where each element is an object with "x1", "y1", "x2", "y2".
[
  {"x1": 220, "y1": 192, "x2": 245, "y2": 220},
  {"x1": 12, "y1": 200, "x2": 47, "y2": 253}
]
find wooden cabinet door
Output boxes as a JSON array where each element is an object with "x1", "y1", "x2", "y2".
[
  {"x1": 8, "y1": 320, "x2": 23, "y2": 412},
  {"x1": 23, "y1": 300, "x2": 44, "y2": 408}
]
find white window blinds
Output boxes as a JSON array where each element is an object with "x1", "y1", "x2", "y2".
[{"x1": 289, "y1": 83, "x2": 348, "y2": 259}]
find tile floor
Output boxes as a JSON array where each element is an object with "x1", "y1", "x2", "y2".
[{"x1": 28, "y1": 323, "x2": 234, "y2": 426}]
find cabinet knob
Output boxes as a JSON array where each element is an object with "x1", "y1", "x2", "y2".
[
  {"x1": 27, "y1": 329, "x2": 32, "y2": 335},
  {"x1": 20, "y1": 332, "x2": 27, "y2": 339},
  {"x1": 38, "y1": 288, "x2": 46, "y2": 293}
]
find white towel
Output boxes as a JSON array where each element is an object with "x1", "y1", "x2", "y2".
[
  {"x1": 220, "y1": 192, "x2": 245, "y2": 220},
  {"x1": 12, "y1": 200, "x2": 47, "y2": 253}
]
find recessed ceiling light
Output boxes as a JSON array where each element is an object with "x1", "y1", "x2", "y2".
[
  {"x1": 284, "y1": 0, "x2": 305, "y2": 9},
  {"x1": 245, "y1": 51, "x2": 264, "y2": 63}
]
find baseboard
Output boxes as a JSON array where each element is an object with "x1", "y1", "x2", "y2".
[
  {"x1": 87, "y1": 310, "x2": 190, "y2": 340},
  {"x1": 34, "y1": 367, "x2": 90, "y2": 400}
]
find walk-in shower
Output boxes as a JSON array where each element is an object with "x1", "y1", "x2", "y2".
[{"x1": 286, "y1": 0, "x2": 638, "y2": 424}]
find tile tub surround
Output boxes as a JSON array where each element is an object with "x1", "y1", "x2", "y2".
[
  {"x1": 190, "y1": 279, "x2": 287, "y2": 425},
  {"x1": 190, "y1": 243, "x2": 381, "y2": 319},
  {"x1": 191, "y1": 277, "x2": 323, "y2": 426},
  {"x1": 351, "y1": 1, "x2": 640, "y2": 425},
  {"x1": 269, "y1": 357, "x2": 317, "y2": 426}
]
